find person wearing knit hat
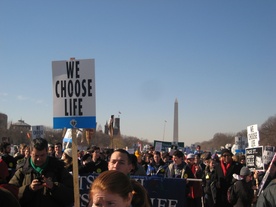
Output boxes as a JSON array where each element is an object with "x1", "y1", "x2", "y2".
[
  {"x1": 240, "y1": 167, "x2": 251, "y2": 177},
  {"x1": 186, "y1": 153, "x2": 195, "y2": 160},
  {"x1": 230, "y1": 166, "x2": 255, "y2": 206},
  {"x1": 64, "y1": 148, "x2": 72, "y2": 158},
  {"x1": 221, "y1": 148, "x2": 233, "y2": 157},
  {"x1": 61, "y1": 148, "x2": 73, "y2": 172}
]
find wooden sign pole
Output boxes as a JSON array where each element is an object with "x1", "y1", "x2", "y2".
[{"x1": 72, "y1": 128, "x2": 80, "y2": 207}]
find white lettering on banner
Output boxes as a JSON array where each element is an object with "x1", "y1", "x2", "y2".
[
  {"x1": 150, "y1": 198, "x2": 178, "y2": 207},
  {"x1": 79, "y1": 175, "x2": 97, "y2": 190},
  {"x1": 132, "y1": 178, "x2": 145, "y2": 186},
  {"x1": 80, "y1": 194, "x2": 89, "y2": 206}
]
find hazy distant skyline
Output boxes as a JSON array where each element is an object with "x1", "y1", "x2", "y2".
[{"x1": 1, "y1": 1, "x2": 275, "y2": 146}]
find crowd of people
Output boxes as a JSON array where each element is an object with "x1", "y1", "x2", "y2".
[{"x1": 1, "y1": 140, "x2": 276, "y2": 207}]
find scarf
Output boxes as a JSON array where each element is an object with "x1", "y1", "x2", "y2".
[
  {"x1": 30, "y1": 157, "x2": 49, "y2": 174},
  {"x1": 220, "y1": 159, "x2": 232, "y2": 176}
]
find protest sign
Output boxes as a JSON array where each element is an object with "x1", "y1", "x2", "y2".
[
  {"x1": 246, "y1": 146, "x2": 264, "y2": 171},
  {"x1": 52, "y1": 59, "x2": 96, "y2": 129}
]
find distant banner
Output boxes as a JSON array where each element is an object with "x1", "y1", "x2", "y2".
[
  {"x1": 154, "y1": 140, "x2": 185, "y2": 152},
  {"x1": 78, "y1": 174, "x2": 187, "y2": 207}
]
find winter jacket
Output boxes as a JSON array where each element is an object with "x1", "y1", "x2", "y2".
[
  {"x1": 212, "y1": 161, "x2": 243, "y2": 207},
  {"x1": 233, "y1": 179, "x2": 254, "y2": 207},
  {"x1": 9, "y1": 156, "x2": 74, "y2": 207},
  {"x1": 256, "y1": 178, "x2": 276, "y2": 207}
]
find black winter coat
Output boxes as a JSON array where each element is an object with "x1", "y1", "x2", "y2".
[
  {"x1": 233, "y1": 179, "x2": 254, "y2": 207},
  {"x1": 212, "y1": 161, "x2": 243, "y2": 207}
]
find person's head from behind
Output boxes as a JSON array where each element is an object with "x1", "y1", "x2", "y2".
[
  {"x1": 89, "y1": 170, "x2": 133, "y2": 207},
  {"x1": 108, "y1": 149, "x2": 132, "y2": 175},
  {"x1": 30, "y1": 138, "x2": 48, "y2": 167}
]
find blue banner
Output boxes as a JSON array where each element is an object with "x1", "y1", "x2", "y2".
[{"x1": 78, "y1": 174, "x2": 187, "y2": 207}]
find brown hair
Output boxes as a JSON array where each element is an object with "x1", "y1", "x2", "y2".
[{"x1": 90, "y1": 170, "x2": 132, "y2": 201}]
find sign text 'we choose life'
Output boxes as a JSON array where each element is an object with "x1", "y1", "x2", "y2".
[{"x1": 52, "y1": 59, "x2": 96, "y2": 129}]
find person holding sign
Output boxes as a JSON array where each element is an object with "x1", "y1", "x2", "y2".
[{"x1": 9, "y1": 138, "x2": 74, "y2": 207}]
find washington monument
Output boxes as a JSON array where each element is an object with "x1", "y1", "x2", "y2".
[{"x1": 173, "y1": 98, "x2": 178, "y2": 145}]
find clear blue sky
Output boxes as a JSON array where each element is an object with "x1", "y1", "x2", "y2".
[{"x1": 1, "y1": 1, "x2": 275, "y2": 146}]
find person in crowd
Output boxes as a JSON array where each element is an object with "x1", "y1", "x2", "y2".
[
  {"x1": 78, "y1": 153, "x2": 96, "y2": 174},
  {"x1": 232, "y1": 167, "x2": 255, "y2": 207},
  {"x1": 194, "y1": 145, "x2": 203, "y2": 157},
  {"x1": 108, "y1": 149, "x2": 152, "y2": 207},
  {"x1": 186, "y1": 153, "x2": 203, "y2": 207},
  {"x1": 166, "y1": 150, "x2": 194, "y2": 179},
  {"x1": 211, "y1": 152, "x2": 220, "y2": 164},
  {"x1": 148, "y1": 145, "x2": 155, "y2": 155},
  {"x1": 16, "y1": 146, "x2": 30, "y2": 170},
  {"x1": 256, "y1": 173, "x2": 276, "y2": 206},
  {"x1": 211, "y1": 148, "x2": 243, "y2": 207},
  {"x1": 166, "y1": 150, "x2": 194, "y2": 207},
  {"x1": 90, "y1": 146, "x2": 108, "y2": 174},
  {"x1": 89, "y1": 170, "x2": 151, "y2": 207},
  {"x1": 61, "y1": 148, "x2": 73, "y2": 172},
  {"x1": 239, "y1": 155, "x2": 246, "y2": 166},
  {"x1": 81, "y1": 153, "x2": 92, "y2": 166},
  {"x1": 161, "y1": 151, "x2": 172, "y2": 165},
  {"x1": 146, "y1": 151, "x2": 168, "y2": 176},
  {"x1": 1, "y1": 155, "x2": 20, "y2": 206},
  {"x1": 14, "y1": 143, "x2": 27, "y2": 161},
  {"x1": 130, "y1": 154, "x2": 146, "y2": 176},
  {"x1": 255, "y1": 157, "x2": 276, "y2": 198},
  {"x1": 47, "y1": 144, "x2": 55, "y2": 157},
  {"x1": 0, "y1": 185, "x2": 21, "y2": 207},
  {"x1": 0, "y1": 157, "x2": 9, "y2": 183},
  {"x1": 54, "y1": 142, "x2": 63, "y2": 159},
  {"x1": 9, "y1": 138, "x2": 74, "y2": 207},
  {"x1": 0, "y1": 142, "x2": 17, "y2": 181},
  {"x1": 135, "y1": 150, "x2": 144, "y2": 166},
  {"x1": 232, "y1": 155, "x2": 240, "y2": 163},
  {"x1": 202, "y1": 158, "x2": 216, "y2": 207},
  {"x1": 108, "y1": 149, "x2": 133, "y2": 175},
  {"x1": 142, "y1": 152, "x2": 151, "y2": 172}
]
